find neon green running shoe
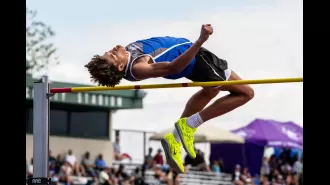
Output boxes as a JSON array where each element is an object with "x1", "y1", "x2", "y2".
[
  {"x1": 175, "y1": 118, "x2": 197, "y2": 159},
  {"x1": 161, "y1": 133, "x2": 184, "y2": 173}
]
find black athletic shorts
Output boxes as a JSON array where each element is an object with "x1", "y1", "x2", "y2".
[{"x1": 187, "y1": 47, "x2": 231, "y2": 82}]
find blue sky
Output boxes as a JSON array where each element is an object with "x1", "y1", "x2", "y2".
[{"x1": 26, "y1": 0, "x2": 303, "y2": 162}]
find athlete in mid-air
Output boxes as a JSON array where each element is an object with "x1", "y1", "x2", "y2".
[{"x1": 85, "y1": 24, "x2": 254, "y2": 173}]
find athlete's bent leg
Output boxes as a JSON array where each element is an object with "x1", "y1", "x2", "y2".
[
  {"x1": 181, "y1": 87, "x2": 221, "y2": 118},
  {"x1": 171, "y1": 87, "x2": 220, "y2": 143},
  {"x1": 174, "y1": 71, "x2": 254, "y2": 159},
  {"x1": 163, "y1": 71, "x2": 253, "y2": 173},
  {"x1": 198, "y1": 71, "x2": 254, "y2": 122},
  {"x1": 161, "y1": 88, "x2": 220, "y2": 173}
]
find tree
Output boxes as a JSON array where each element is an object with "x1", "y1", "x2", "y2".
[{"x1": 26, "y1": 7, "x2": 58, "y2": 74}]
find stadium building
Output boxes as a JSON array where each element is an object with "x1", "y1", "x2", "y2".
[{"x1": 26, "y1": 74, "x2": 146, "y2": 164}]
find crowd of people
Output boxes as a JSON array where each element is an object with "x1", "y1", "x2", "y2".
[
  {"x1": 26, "y1": 149, "x2": 145, "y2": 185},
  {"x1": 144, "y1": 146, "x2": 224, "y2": 174},
  {"x1": 232, "y1": 149, "x2": 303, "y2": 185},
  {"x1": 261, "y1": 149, "x2": 303, "y2": 185},
  {"x1": 26, "y1": 140, "x2": 303, "y2": 185},
  {"x1": 142, "y1": 146, "x2": 304, "y2": 185},
  {"x1": 143, "y1": 147, "x2": 179, "y2": 185},
  {"x1": 25, "y1": 145, "x2": 218, "y2": 185},
  {"x1": 142, "y1": 146, "x2": 227, "y2": 185}
]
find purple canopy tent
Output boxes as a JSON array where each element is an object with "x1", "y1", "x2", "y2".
[
  {"x1": 210, "y1": 119, "x2": 303, "y2": 175},
  {"x1": 233, "y1": 119, "x2": 303, "y2": 149}
]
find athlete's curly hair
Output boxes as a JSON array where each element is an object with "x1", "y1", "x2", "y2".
[{"x1": 84, "y1": 55, "x2": 125, "y2": 87}]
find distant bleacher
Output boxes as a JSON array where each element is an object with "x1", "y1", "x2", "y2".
[
  {"x1": 56, "y1": 162, "x2": 234, "y2": 185},
  {"x1": 112, "y1": 161, "x2": 141, "y2": 174},
  {"x1": 58, "y1": 162, "x2": 140, "y2": 185},
  {"x1": 57, "y1": 176, "x2": 93, "y2": 185},
  {"x1": 180, "y1": 171, "x2": 233, "y2": 185},
  {"x1": 143, "y1": 166, "x2": 233, "y2": 185}
]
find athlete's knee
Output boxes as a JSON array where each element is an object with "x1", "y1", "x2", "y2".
[
  {"x1": 241, "y1": 85, "x2": 254, "y2": 101},
  {"x1": 201, "y1": 87, "x2": 220, "y2": 98},
  {"x1": 228, "y1": 85, "x2": 254, "y2": 102}
]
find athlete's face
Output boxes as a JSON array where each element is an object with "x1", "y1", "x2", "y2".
[{"x1": 103, "y1": 45, "x2": 128, "y2": 71}]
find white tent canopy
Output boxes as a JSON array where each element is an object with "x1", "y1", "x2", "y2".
[{"x1": 149, "y1": 125, "x2": 244, "y2": 144}]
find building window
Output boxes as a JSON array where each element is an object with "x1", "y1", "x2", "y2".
[
  {"x1": 26, "y1": 104, "x2": 109, "y2": 140},
  {"x1": 50, "y1": 110, "x2": 68, "y2": 136},
  {"x1": 70, "y1": 111, "x2": 109, "y2": 139},
  {"x1": 26, "y1": 108, "x2": 33, "y2": 133}
]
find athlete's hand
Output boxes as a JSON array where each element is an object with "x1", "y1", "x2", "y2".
[{"x1": 198, "y1": 24, "x2": 213, "y2": 43}]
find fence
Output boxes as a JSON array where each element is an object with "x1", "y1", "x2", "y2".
[
  {"x1": 112, "y1": 129, "x2": 210, "y2": 164},
  {"x1": 112, "y1": 129, "x2": 159, "y2": 163}
]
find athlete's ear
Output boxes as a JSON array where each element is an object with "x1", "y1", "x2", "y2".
[{"x1": 117, "y1": 64, "x2": 125, "y2": 72}]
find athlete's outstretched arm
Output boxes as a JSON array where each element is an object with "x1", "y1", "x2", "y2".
[
  {"x1": 133, "y1": 61, "x2": 174, "y2": 79},
  {"x1": 133, "y1": 40, "x2": 202, "y2": 79},
  {"x1": 133, "y1": 24, "x2": 214, "y2": 79}
]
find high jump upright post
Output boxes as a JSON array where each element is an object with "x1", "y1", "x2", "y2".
[{"x1": 28, "y1": 76, "x2": 52, "y2": 185}]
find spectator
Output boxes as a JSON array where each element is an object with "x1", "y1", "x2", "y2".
[
  {"x1": 190, "y1": 149, "x2": 210, "y2": 171},
  {"x1": 115, "y1": 164, "x2": 130, "y2": 185},
  {"x1": 153, "y1": 149, "x2": 164, "y2": 165},
  {"x1": 241, "y1": 167, "x2": 252, "y2": 185},
  {"x1": 171, "y1": 169, "x2": 181, "y2": 185},
  {"x1": 48, "y1": 154, "x2": 59, "y2": 185},
  {"x1": 261, "y1": 157, "x2": 270, "y2": 176},
  {"x1": 113, "y1": 136, "x2": 121, "y2": 156},
  {"x1": 184, "y1": 153, "x2": 193, "y2": 167},
  {"x1": 27, "y1": 158, "x2": 33, "y2": 178},
  {"x1": 110, "y1": 167, "x2": 119, "y2": 184},
  {"x1": 145, "y1": 147, "x2": 153, "y2": 161},
  {"x1": 49, "y1": 162, "x2": 56, "y2": 176},
  {"x1": 218, "y1": 159, "x2": 225, "y2": 172},
  {"x1": 154, "y1": 164, "x2": 172, "y2": 185},
  {"x1": 144, "y1": 147, "x2": 153, "y2": 169},
  {"x1": 268, "y1": 168, "x2": 281, "y2": 183},
  {"x1": 49, "y1": 150, "x2": 57, "y2": 176},
  {"x1": 268, "y1": 155, "x2": 278, "y2": 172},
  {"x1": 232, "y1": 164, "x2": 244, "y2": 185},
  {"x1": 273, "y1": 174, "x2": 284, "y2": 185},
  {"x1": 64, "y1": 149, "x2": 85, "y2": 177},
  {"x1": 293, "y1": 157, "x2": 303, "y2": 179},
  {"x1": 211, "y1": 160, "x2": 221, "y2": 173},
  {"x1": 259, "y1": 174, "x2": 269, "y2": 185},
  {"x1": 253, "y1": 174, "x2": 261, "y2": 185},
  {"x1": 65, "y1": 149, "x2": 77, "y2": 167},
  {"x1": 280, "y1": 160, "x2": 291, "y2": 178},
  {"x1": 72, "y1": 162, "x2": 86, "y2": 177},
  {"x1": 99, "y1": 167, "x2": 112, "y2": 185},
  {"x1": 245, "y1": 173, "x2": 254, "y2": 185},
  {"x1": 81, "y1": 151, "x2": 96, "y2": 177},
  {"x1": 131, "y1": 167, "x2": 144, "y2": 185},
  {"x1": 49, "y1": 150, "x2": 57, "y2": 167},
  {"x1": 55, "y1": 154, "x2": 65, "y2": 174},
  {"x1": 113, "y1": 136, "x2": 132, "y2": 161},
  {"x1": 95, "y1": 154, "x2": 108, "y2": 169},
  {"x1": 286, "y1": 171, "x2": 298, "y2": 185},
  {"x1": 298, "y1": 172, "x2": 303, "y2": 185},
  {"x1": 58, "y1": 161, "x2": 73, "y2": 185}
]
